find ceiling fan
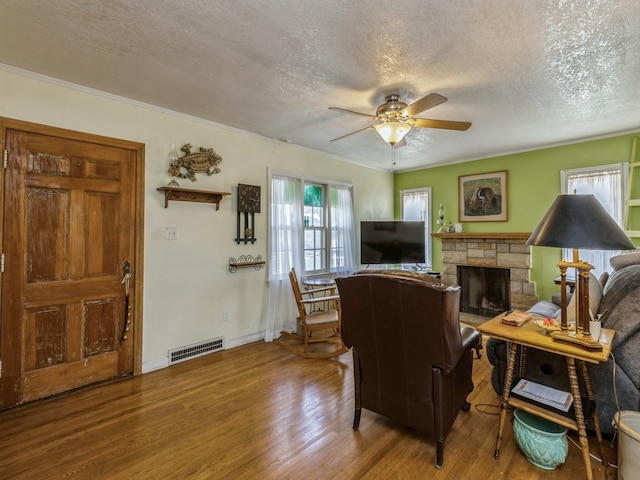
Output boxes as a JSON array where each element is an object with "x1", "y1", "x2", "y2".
[{"x1": 329, "y1": 93, "x2": 471, "y2": 146}]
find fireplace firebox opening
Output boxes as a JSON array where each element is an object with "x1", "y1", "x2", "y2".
[{"x1": 457, "y1": 265, "x2": 510, "y2": 317}]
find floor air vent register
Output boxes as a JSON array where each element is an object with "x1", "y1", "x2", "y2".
[{"x1": 168, "y1": 337, "x2": 224, "y2": 364}]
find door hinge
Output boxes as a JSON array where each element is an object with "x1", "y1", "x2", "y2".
[
  {"x1": 1, "y1": 252, "x2": 4, "y2": 274},
  {"x1": 3, "y1": 149, "x2": 7, "y2": 169}
]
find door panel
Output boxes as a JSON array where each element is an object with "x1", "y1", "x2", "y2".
[
  {"x1": 27, "y1": 305, "x2": 67, "y2": 369},
  {"x1": 85, "y1": 192, "x2": 119, "y2": 276},
  {"x1": 26, "y1": 189, "x2": 69, "y2": 282},
  {"x1": 1, "y1": 126, "x2": 139, "y2": 408}
]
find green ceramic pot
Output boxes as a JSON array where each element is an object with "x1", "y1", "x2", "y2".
[{"x1": 513, "y1": 408, "x2": 568, "y2": 470}]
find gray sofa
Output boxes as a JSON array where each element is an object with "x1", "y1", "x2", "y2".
[{"x1": 487, "y1": 259, "x2": 640, "y2": 435}]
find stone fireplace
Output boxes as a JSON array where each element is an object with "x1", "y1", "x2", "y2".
[{"x1": 433, "y1": 232, "x2": 538, "y2": 312}]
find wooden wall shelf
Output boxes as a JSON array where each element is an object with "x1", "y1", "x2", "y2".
[
  {"x1": 157, "y1": 186, "x2": 231, "y2": 210},
  {"x1": 229, "y1": 255, "x2": 265, "y2": 273}
]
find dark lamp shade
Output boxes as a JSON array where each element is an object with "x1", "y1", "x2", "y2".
[{"x1": 526, "y1": 194, "x2": 635, "y2": 251}]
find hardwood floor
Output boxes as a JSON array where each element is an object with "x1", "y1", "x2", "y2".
[
  {"x1": 459, "y1": 311, "x2": 492, "y2": 325},
  {"x1": 0, "y1": 340, "x2": 618, "y2": 479}
]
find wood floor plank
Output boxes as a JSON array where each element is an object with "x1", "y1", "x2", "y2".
[{"x1": 0, "y1": 340, "x2": 618, "y2": 479}]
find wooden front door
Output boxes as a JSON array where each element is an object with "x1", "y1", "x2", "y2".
[{"x1": 0, "y1": 119, "x2": 143, "y2": 408}]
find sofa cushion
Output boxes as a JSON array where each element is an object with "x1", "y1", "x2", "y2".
[
  {"x1": 610, "y1": 249, "x2": 640, "y2": 271},
  {"x1": 601, "y1": 264, "x2": 640, "y2": 329},
  {"x1": 560, "y1": 272, "x2": 603, "y2": 322},
  {"x1": 528, "y1": 300, "x2": 560, "y2": 319}
]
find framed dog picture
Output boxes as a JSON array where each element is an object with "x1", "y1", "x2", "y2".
[{"x1": 458, "y1": 171, "x2": 508, "y2": 222}]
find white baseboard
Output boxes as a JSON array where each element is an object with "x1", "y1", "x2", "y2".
[
  {"x1": 141, "y1": 331, "x2": 265, "y2": 374},
  {"x1": 141, "y1": 357, "x2": 168, "y2": 373},
  {"x1": 225, "y1": 331, "x2": 264, "y2": 349}
]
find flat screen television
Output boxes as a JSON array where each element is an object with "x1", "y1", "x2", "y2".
[{"x1": 360, "y1": 221, "x2": 426, "y2": 265}]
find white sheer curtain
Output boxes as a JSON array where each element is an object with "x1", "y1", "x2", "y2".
[
  {"x1": 330, "y1": 184, "x2": 357, "y2": 276},
  {"x1": 401, "y1": 188, "x2": 432, "y2": 268},
  {"x1": 562, "y1": 165, "x2": 625, "y2": 276},
  {"x1": 265, "y1": 174, "x2": 304, "y2": 342}
]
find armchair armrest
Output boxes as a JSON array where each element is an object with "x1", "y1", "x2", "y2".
[{"x1": 460, "y1": 326, "x2": 481, "y2": 354}]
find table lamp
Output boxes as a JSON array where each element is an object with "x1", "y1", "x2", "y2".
[{"x1": 526, "y1": 194, "x2": 635, "y2": 349}]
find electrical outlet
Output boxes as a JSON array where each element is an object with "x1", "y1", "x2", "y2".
[
  {"x1": 165, "y1": 227, "x2": 178, "y2": 240},
  {"x1": 224, "y1": 310, "x2": 229, "y2": 322}
]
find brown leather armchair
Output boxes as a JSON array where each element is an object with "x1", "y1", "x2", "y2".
[{"x1": 335, "y1": 270, "x2": 480, "y2": 469}]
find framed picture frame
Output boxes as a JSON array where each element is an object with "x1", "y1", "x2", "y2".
[{"x1": 458, "y1": 170, "x2": 508, "y2": 222}]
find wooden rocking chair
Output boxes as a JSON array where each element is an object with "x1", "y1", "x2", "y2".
[{"x1": 276, "y1": 268, "x2": 348, "y2": 359}]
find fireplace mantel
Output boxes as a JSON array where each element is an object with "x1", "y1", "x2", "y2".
[{"x1": 432, "y1": 232, "x2": 531, "y2": 240}]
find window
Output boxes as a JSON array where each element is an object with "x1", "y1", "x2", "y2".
[
  {"x1": 303, "y1": 183, "x2": 326, "y2": 273},
  {"x1": 304, "y1": 182, "x2": 357, "y2": 275},
  {"x1": 400, "y1": 187, "x2": 432, "y2": 268},
  {"x1": 561, "y1": 163, "x2": 628, "y2": 275},
  {"x1": 266, "y1": 171, "x2": 356, "y2": 341},
  {"x1": 267, "y1": 172, "x2": 356, "y2": 278}
]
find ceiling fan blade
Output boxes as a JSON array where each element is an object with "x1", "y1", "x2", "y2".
[
  {"x1": 329, "y1": 125, "x2": 376, "y2": 142},
  {"x1": 395, "y1": 138, "x2": 407, "y2": 148},
  {"x1": 328, "y1": 107, "x2": 377, "y2": 119},
  {"x1": 401, "y1": 93, "x2": 448, "y2": 117},
  {"x1": 411, "y1": 118, "x2": 472, "y2": 131}
]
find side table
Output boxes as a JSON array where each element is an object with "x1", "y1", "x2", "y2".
[
  {"x1": 554, "y1": 275, "x2": 576, "y2": 293},
  {"x1": 302, "y1": 277, "x2": 335, "y2": 290},
  {"x1": 477, "y1": 312, "x2": 614, "y2": 480}
]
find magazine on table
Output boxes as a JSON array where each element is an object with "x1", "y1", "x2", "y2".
[{"x1": 511, "y1": 379, "x2": 574, "y2": 412}]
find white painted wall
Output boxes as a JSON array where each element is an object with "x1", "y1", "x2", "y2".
[{"x1": 0, "y1": 67, "x2": 394, "y2": 370}]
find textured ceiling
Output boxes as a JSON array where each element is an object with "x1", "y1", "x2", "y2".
[{"x1": 1, "y1": 1, "x2": 639, "y2": 171}]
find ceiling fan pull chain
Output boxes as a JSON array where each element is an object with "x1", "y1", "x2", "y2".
[{"x1": 391, "y1": 144, "x2": 396, "y2": 172}]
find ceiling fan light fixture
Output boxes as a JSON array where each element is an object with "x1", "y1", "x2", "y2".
[{"x1": 375, "y1": 122, "x2": 411, "y2": 145}]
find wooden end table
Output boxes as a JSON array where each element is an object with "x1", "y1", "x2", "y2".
[{"x1": 477, "y1": 312, "x2": 614, "y2": 480}]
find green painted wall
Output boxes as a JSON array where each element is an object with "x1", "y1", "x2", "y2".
[{"x1": 395, "y1": 133, "x2": 640, "y2": 301}]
